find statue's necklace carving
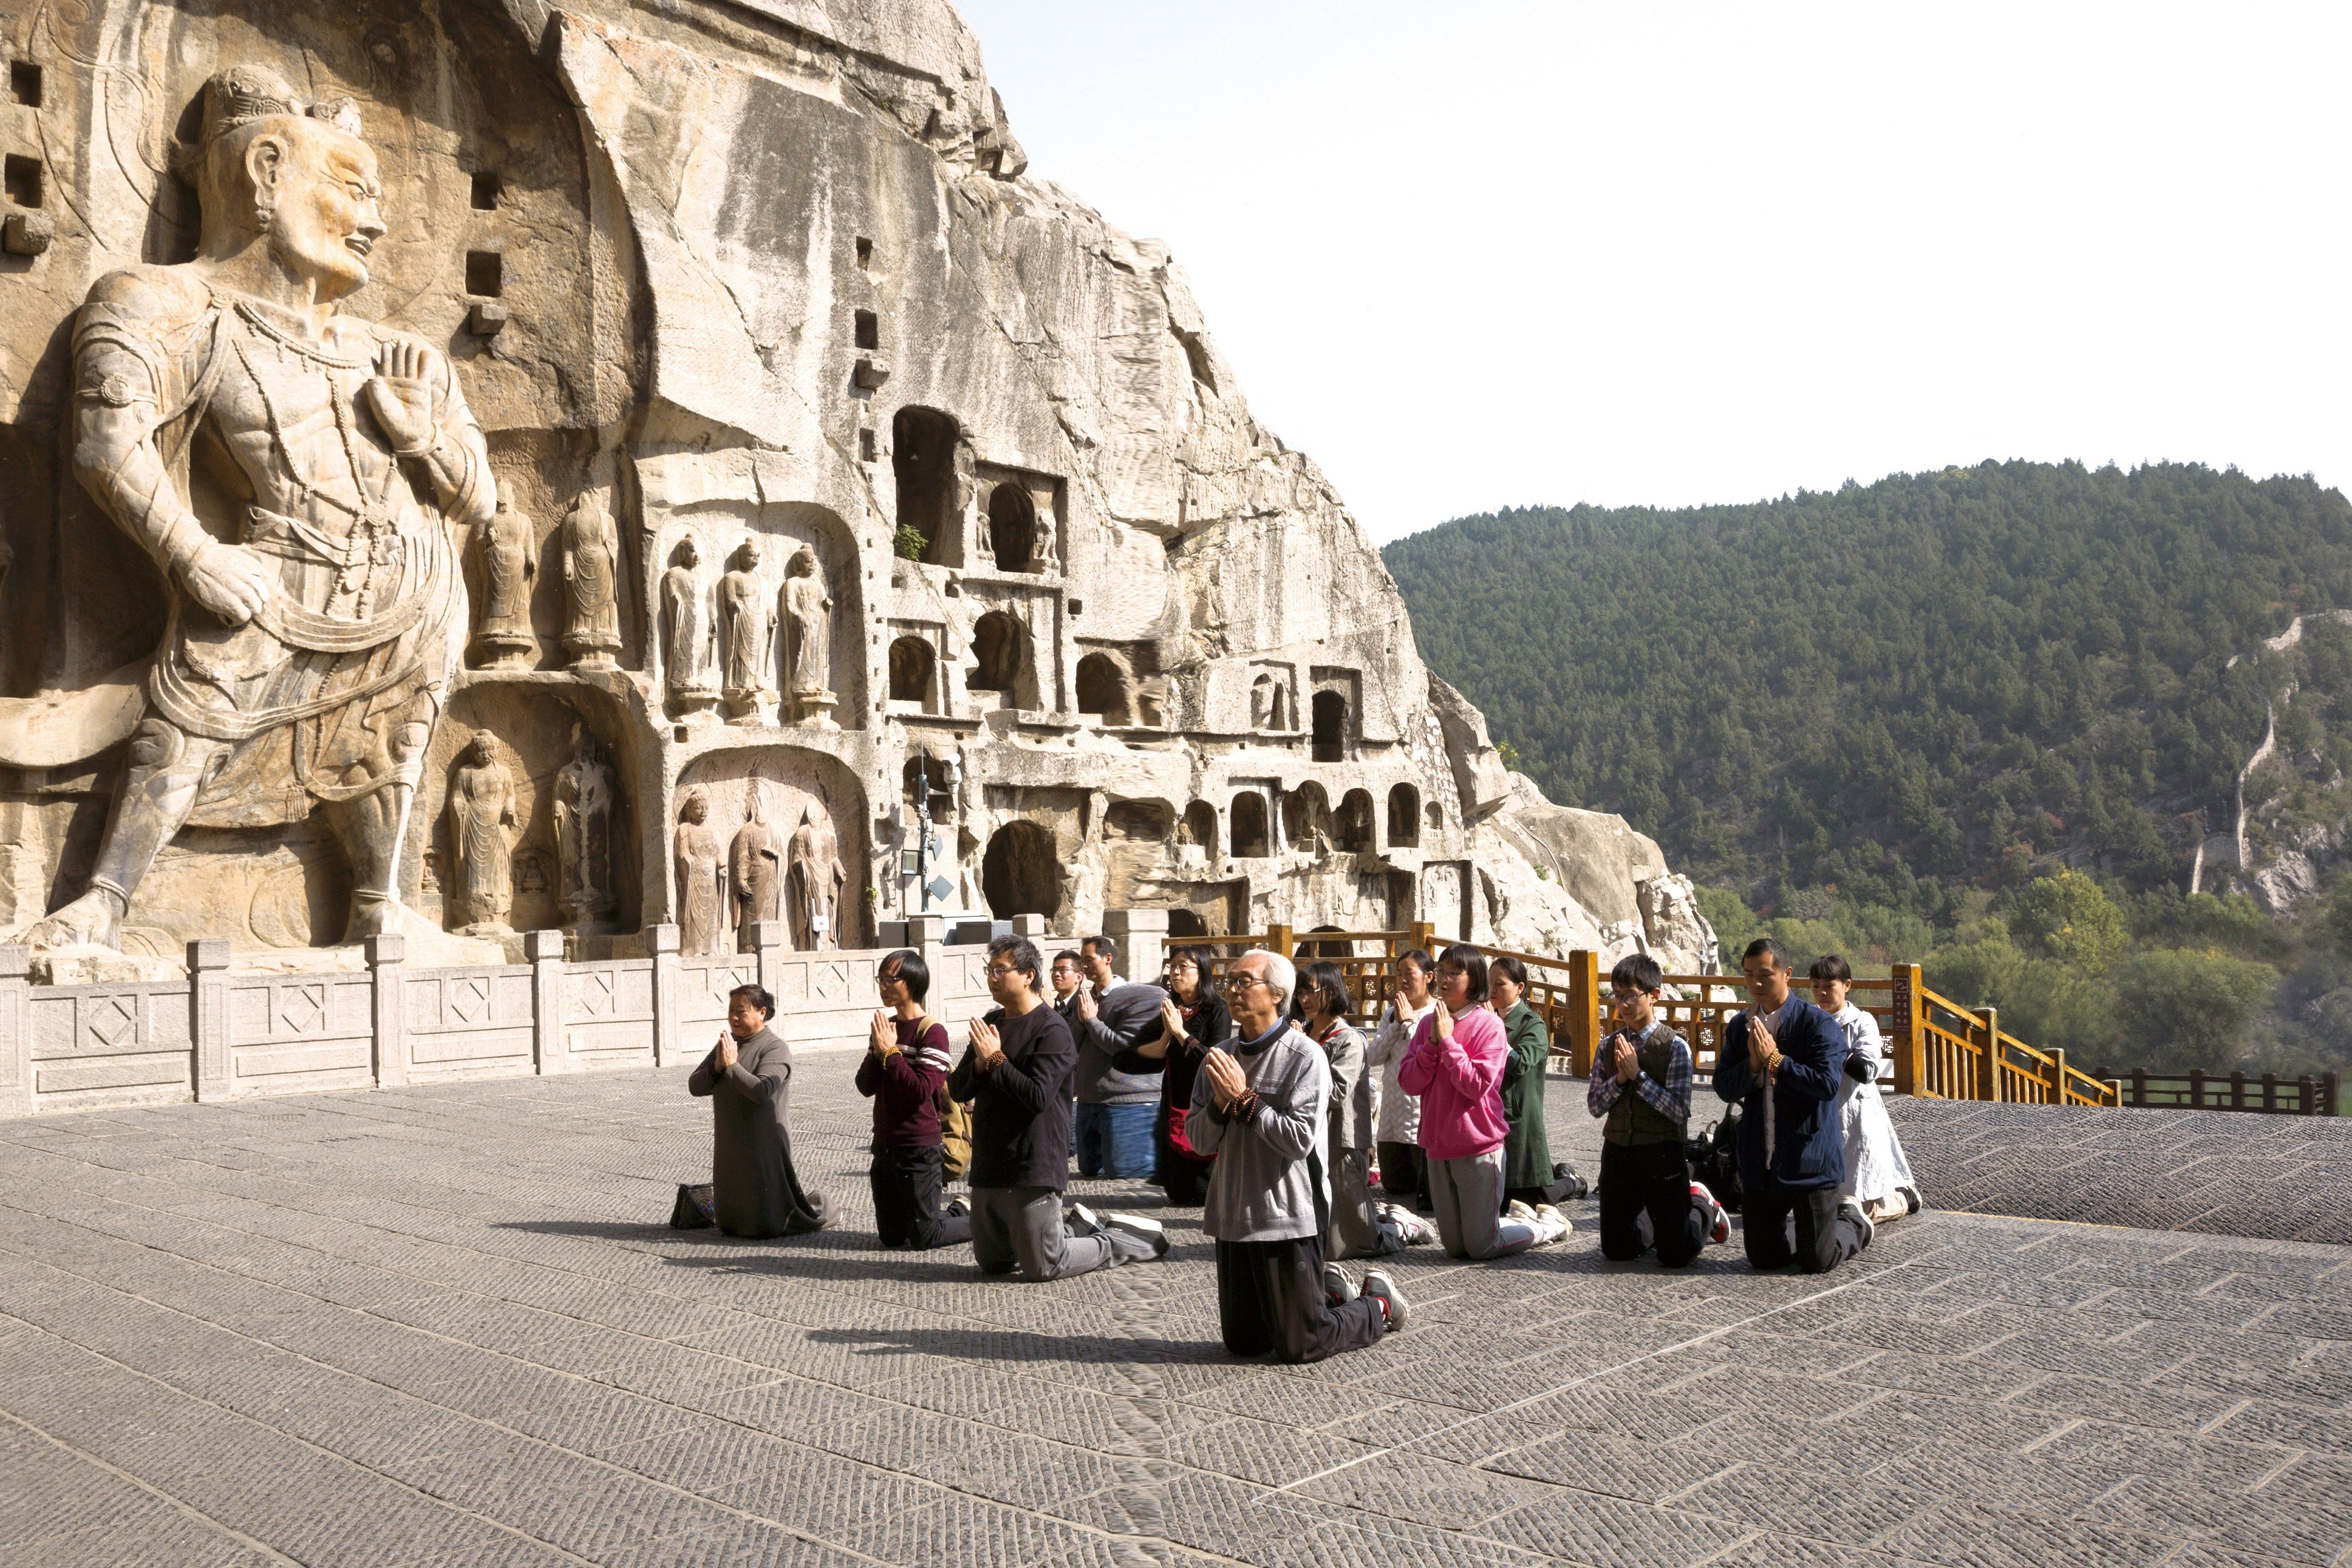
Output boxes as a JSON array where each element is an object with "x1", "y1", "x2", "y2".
[{"x1": 230, "y1": 305, "x2": 400, "y2": 616}]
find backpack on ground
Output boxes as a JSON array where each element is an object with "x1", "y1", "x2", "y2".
[{"x1": 670, "y1": 1182, "x2": 715, "y2": 1229}]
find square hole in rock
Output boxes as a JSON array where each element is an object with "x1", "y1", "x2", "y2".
[
  {"x1": 854, "y1": 309, "x2": 879, "y2": 350},
  {"x1": 4, "y1": 154, "x2": 42, "y2": 209},
  {"x1": 9, "y1": 61, "x2": 40, "y2": 107},
  {"x1": 469, "y1": 172, "x2": 500, "y2": 211},
  {"x1": 464, "y1": 250, "x2": 503, "y2": 297},
  {"x1": 859, "y1": 429, "x2": 878, "y2": 463},
  {"x1": 855, "y1": 236, "x2": 872, "y2": 270}
]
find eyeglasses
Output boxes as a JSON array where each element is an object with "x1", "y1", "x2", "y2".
[
  {"x1": 985, "y1": 963, "x2": 1025, "y2": 980},
  {"x1": 1215, "y1": 973, "x2": 1264, "y2": 994},
  {"x1": 876, "y1": 971, "x2": 903, "y2": 987}
]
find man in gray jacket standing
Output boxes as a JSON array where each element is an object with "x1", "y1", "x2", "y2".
[{"x1": 1191, "y1": 950, "x2": 1406, "y2": 1361}]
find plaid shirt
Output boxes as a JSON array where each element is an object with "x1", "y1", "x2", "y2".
[{"x1": 1586, "y1": 1020, "x2": 1693, "y2": 1125}]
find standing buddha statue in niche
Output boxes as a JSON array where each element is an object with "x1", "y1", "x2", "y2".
[
  {"x1": 786, "y1": 798, "x2": 846, "y2": 952},
  {"x1": 473, "y1": 497, "x2": 535, "y2": 668},
  {"x1": 781, "y1": 544, "x2": 833, "y2": 724},
  {"x1": 717, "y1": 536, "x2": 777, "y2": 723},
  {"x1": 661, "y1": 535, "x2": 718, "y2": 723},
  {"x1": 16, "y1": 66, "x2": 491, "y2": 954},
  {"x1": 673, "y1": 786, "x2": 724, "y2": 957},
  {"x1": 446, "y1": 731, "x2": 517, "y2": 935},
  {"x1": 561, "y1": 488, "x2": 621, "y2": 670},
  {"x1": 728, "y1": 779, "x2": 782, "y2": 947},
  {"x1": 553, "y1": 723, "x2": 617, "y2": 929}
]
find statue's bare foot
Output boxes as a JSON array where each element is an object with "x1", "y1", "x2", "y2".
[{"x1": 21, "y1": 890, "x2": 123, "y2": 952}]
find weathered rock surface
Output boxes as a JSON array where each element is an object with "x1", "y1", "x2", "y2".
[{"x1": 0, "y1": 0, "x2": 1713, "y2": 973}]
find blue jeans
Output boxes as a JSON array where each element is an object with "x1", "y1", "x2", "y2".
[{"x1": 1074, "y1": 1100, "x2": 1156, "y2": 1178}]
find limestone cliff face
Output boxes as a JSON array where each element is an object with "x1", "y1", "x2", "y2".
[{"x1": 0, "y1": 0, "x2": 1713, "y2": 972}]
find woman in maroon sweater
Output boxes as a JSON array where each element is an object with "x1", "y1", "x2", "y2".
[
  {"x1": 855, "y1": 950, "x2": 968, "y2": 1249},
  {"x1": 1113, "y1": 949, "x2": 1233, "y2": 1205}
]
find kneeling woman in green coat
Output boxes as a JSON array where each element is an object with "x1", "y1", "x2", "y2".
[{"x1": 1491, "y1": 956, "x2": 1556, "y2": 1209}]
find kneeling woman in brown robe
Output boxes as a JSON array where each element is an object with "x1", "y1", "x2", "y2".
[{"x1": 689, "y1": 984, "x2": 832, "y2": 1237}]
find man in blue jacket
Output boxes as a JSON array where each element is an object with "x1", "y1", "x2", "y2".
[{"x1": 1713, "y1": 938, "x2": 1873, "y2": 1273}]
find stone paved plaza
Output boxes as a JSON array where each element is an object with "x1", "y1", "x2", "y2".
[{"x1": 2, "y1": 1065, "x2": 2348, "y2": 1568}]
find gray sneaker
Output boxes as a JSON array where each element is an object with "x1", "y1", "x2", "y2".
[
  {"x1": 1323, "y1": 1261, "x2": 1357, "y2": 1304},
  {"x1": 1104, "y1": 1212, "x2": 1170, "y2": 1259},
  {"x1": 1360, "y1": 1270, "x2": 1408, "y2": 1334}
]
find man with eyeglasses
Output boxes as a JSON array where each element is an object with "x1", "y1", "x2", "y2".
[
  {"x1": 1713, "y1": 936, "x2": 1873, "y2": 1273},
  {"x1": 1189, "y1": 949, "x2": 1406, "y2": 1360},
  {"x1": 946, "y1": 934, "x2": 1167, "y2": 1280}
]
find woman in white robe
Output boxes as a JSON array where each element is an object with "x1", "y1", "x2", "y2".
[{"x1": 1809, "y1": 956, "x2": 1919, "y2": 1225}]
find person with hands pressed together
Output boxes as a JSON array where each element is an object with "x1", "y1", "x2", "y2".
[
  {"x1": 687, "y1": 984, "x2": 831, "y2": 1238},
  {"x1": 1491, "y1": 956, "x2": 1560, "y2": 1210},
  {"x1": 1713, "y1": 938, "x2": 1873, "y2": 1273},
  {"x1": 946, "y1": 935, "x2": 1165, "y2": 1281},
  {"x1": 1400, "y1": 946, "x2": 1570, "y2": 1259},
  {"x1": 1190, "y1": 951, "x2": 1405, "y2": 1359},
  {"x1": 1069, "y1": 936, "x2": 1167, "y2": 1181},
  {"x1": 1587, "y1": 953, "x2": 1728, "y2": 1267},
  {"x1": 855, "y1": 951, "x2": 968, "y2": 1250},
  {"x1": 1110, "y1": 950, "x2": 1232, "y2": 1206},
  {"x1": 1364, "y1": 950, "x2": 1437, "y2": 1213},
  {"x1": 1294, "y1": 960, "x2": 1425, "y2": 1261},
  {"x1": 1811, "y1": 955, "x2": 1920, "y2": 1225}
]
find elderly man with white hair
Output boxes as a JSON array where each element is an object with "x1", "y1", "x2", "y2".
[{"x1": 1188, "y1": 949, "x2": 1406, "y2": 1361}]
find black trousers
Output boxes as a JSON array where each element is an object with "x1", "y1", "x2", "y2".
[
  {"x1": 870, "y1": 1144, "x2": 971, "y2": 1250},
  {"x1": 1160, "y1": 1156, "x2": 1212, "y2": 1207},
  {"x1": 1214, "y1": 1235, "x2": 1388, "y2": 1363},
  {"x1": 1598, "y1": 1140, "x2": 1705, "y2": 1269},
  {"x1": 1377, "y1": 1141, "x2": 1429, "y2": 1210},
  {"x1": 1741, "y1": 1178, "x2": 1862, "y2": 1274}
]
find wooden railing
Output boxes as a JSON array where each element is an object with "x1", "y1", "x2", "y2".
[
  {"x1": 1164, "y1": 929, "x2": 2129, "y2": 1108},
  {"x1": 2124, "y1": 1068, "x2": 2339, "y2": 1117}
]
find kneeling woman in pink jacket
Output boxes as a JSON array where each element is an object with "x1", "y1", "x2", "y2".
[{"x1": 1399, "y1": 947, "x2": 1572, "y2": 1260}]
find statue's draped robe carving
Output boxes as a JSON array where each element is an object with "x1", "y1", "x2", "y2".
[
  {"x1": 477, "y1": 506, "x2": 534, "y2": 653},
  {"x1": 73, "y1": 284, "x2": 484, "y2": 829},
  {"x1": 449, "y1": 752, "x2": 516, "y2": 929},
  {"x1": 663, "y1": 561, "x2": 713, "y2": 697},
  {"x1": 674, "y1": 813, "x2": 723, "y2": 956},
  {"x1": 783, "y1": 560, "x2": 830, "y2": 697},
  {"x1": 562, "y1": 495, "x2": 619, "y2": 660},
  {"x1": 719, "y1": 566, "x2": 775, "y2": 698},
  {"x1": 554, "y1": 742, "x2": 616, "y2": 925},
  {"x1": 729, "y1": 811, "x2": 780, "y2": 940},
  {"x1": 785, "y1": 804, "x2": 844, "y2": 952}
]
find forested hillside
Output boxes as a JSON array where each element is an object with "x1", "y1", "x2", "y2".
[{"x1": 1386, "y1": 462, "x2": 2352, "y2": 1075}]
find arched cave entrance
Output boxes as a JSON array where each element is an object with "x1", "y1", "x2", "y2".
[
  {"x1": 1311, "y1": 690, "x2": 1348, "y2": 762},
  {"x1": 969, "y1": 612, "x2": 1026, "y2": 698},
  {"x1": 1230, "y1": 791, "x2": 1270, "y2": 858},
  {"x1": 1181, "y1": 800, "x2": 1218, "y2": 859},
  {"x1": 1283, "y1": 782, "x2": 1331, "y2": 851},
  {"x1": 981, "y1": 820, "x2": 1060, "y2": 920},
  {"x1": 1075, "y1": 652, "x2": 1128, "y2": 723},
  {"x1": 888, "y1": 635, "x2": 935, "y2": 704},
  {"x1": 989, "y1": 482, "x2": 1037, "y2": 573},
  {"x1": 892, "y1": 407, "x2": 959, "y2": 565},
  {"x1": 1388, "y1": 783, "x2": 1420, "y2": 847},
  {"x1": 1336, "y1": 789, "x2": 1375, "y2": 852}
]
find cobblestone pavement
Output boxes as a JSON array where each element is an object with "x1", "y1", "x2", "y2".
[
  {"x1": 1885, "y1": 1099, "x2": 2352, "y2": 1247},
  {"x1": 2, "y1": 1065, "x2": 2348, "y2": 1567}
]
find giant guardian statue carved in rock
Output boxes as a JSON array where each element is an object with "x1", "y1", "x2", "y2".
[{"x1": 18, "y1": 65, "x2": 491, "y2": 955}]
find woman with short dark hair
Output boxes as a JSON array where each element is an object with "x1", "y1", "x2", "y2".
[
  {"x1": 1364, "y1": 949, "x2": 1436, "y2": 1212},
  {"x1": 1489, "y1": 955, "x2": 1557, "y2": 1210},
  {"x1": 1294, "y1": 960, "x2": 1427, "y2": 1264},
  {"x1": 1810, "y1": 955, "x2": 1920, "y2": 1224},
  {"x1": 1112, "y1": 947, "x2": 1232, "y2": 1205}
]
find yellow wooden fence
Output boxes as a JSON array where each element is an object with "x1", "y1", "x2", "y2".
[{"x1": 1163, "y1": 927, "x2": 2121, "y2": 1108}]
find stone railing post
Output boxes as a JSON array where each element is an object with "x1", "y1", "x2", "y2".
[
  {"x1": 1103, "y1": 908, "x2": 1167, "y2": 986},
  {"x1": 1565, "y1": 949, "x2": 1600, "y2": 1079},
  {"x1": 750, "y1": 920, "x2": 789, "y2": 1003},
  {"x1": 366, "y1": 933, "x2": 406, "y2": 1088},
  {"x1": 0, "y1": 945, "x2": 29, "y2": 1119},
  {"x1": 190, "y1": 938, "x2": 233, "y2": 1102},
  {"x1": 527, "y1": 930, "x2": 564, "y2": 1074},
  {"x1": 646, "y1": 923, "x2": 680, "y2": 1067}
]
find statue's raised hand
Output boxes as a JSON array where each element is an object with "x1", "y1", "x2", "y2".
[
  {"x1": 363, "y1": 339, "x2": 440, "y2": 455},
  {"x1": 182, "y1": 538, "x2": 273, "y2": 625}
]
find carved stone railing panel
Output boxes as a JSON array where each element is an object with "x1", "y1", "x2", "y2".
[
  {"x1": 406, "y1": 965, "x2": 538, "y2": 1073},
  {"x1": 564, "y1": 958, "x2": 656, "y2": 1063},
  {"x1": 27, "y1": 980, "x2": 194, "y2": 1106}
]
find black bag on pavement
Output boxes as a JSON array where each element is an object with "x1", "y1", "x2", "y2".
[
  {"x1": 670, "y1": 1182, "x2": 716, "y2": 1229},
  {"x1": 1703, "y1": 1105, "x2": 1744, "y2": 1213}
]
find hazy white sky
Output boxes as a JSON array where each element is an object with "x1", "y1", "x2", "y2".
[{"x1": 958, "y1": 2, "x2": 2352, "y2": 543}]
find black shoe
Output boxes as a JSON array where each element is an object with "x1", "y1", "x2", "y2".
[
  {"x1": 1104, "y1": 1212, "x2": 1168, "y2": 1258},
  {"x1": 944, "y1": 1196, "x2": 970, "y2": 1220},
  {"x1": 1840, "y1": 1199, "x2": 1875, "y2": 1252},
  {"x1": 1904, "y1": 1187, "x2": 1923, "y2": 1216}
]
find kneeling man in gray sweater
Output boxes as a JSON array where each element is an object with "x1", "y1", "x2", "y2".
[{"x1": 1190, "y1": 949, "x2": 1406, "y2": 1360}]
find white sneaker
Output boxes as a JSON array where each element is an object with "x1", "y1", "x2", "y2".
[
  {"x1": 1065, "y1": 1202, "x2": 1101, "y2": 1236},
  {"x1": 1103, "y1": 1211, "x2": 1170, "y2": 1258},
  {"x1": 1505, "y1": 1198, "x2": 1539, "y2": 1225},
  {"x1": 1323, "y1": 1261, "x2": 1357, "y2": 1304},
  {"x1": 1690, "y1": 1181, "x2": 1730, "y2": 1246},
  {"x1": 1380, "y1": 1204, "x2": 1434, "y2": 1246},
  {"x1": 1532, "y1": 1203, "x2": 1571, "y2": 1242}
]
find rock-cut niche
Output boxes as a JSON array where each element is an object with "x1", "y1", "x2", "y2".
[
  {"x1": 989, "y1": 482, "x2": 1036, "y2": 573},
  {"x1": 982, "y1": 820, "x2": 1059, "y2": 919},
  {"x1": 888, "y1": 635, "x2": 935, "y2": 705},
  {"x1": 969, "y1": 612, "x2": 1028, "y2": 703},
  {"x1": 1075, "y1": 652, "x2": 1128, "y2": 724},
  {"x1": 1388, "y1": 783, "x2": 1420, "y2": 847},
  {"x1": 893, "y1": 407, "x2": 959, "y2": 566}
]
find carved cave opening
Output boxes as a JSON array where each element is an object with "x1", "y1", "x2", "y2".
[
  {"x1": 888, "y1": 635, "x2": 935, "y2": 704},
  {"x1": 470, "y1": 171, "x2": 500, "y2": 210},
  {"x1": 1250, "y1": 672, "x2": 1289, "y2": 731},
  {"x1": 1180, "y1": 800, "x2": 1219, "y2": 859},
  {"x1": 969, "y1": 611, "x2": 1028, "y2": 702},
  {"x1": 465, "y1": 250, "x2": 502, "y2": 297},
  {"x1": 981, "y1": 820, "x2": 1060, "y2": 920},
  {"x1": 1230, "y1": 792, "x2": 1270, "y2": 858},
  {"x1": 989, "y1": 482, "x2": 1037, "y2": 573},
  {"x1": 1388, "y1": 783, "x2": 1420, "y2": 847},
  {"x1": 1168, "y1": 908, "x2": 1208, "y2": 940},
  {"x1": 1283, "y1": 782, "x2": 1330, "y2": 853},
  {"x1": 1075, "y1": 652, "x2": 1128, "y2": 723},
  {"x1": 9, "y1": 62, "x2": 41, "y2": 107},
  {"x1": 1311, "y1": 690, "x2": 1348, "y2": 762},
  {"x1": 892, "y1": 407, "x2": 960, "y2": 566},
  {"x1": 854, "y1": 309, "x2": 879, "y2": 350},
  {"x1": 1336, "y1": 788, "x2": 1375, "y2": 852}
]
